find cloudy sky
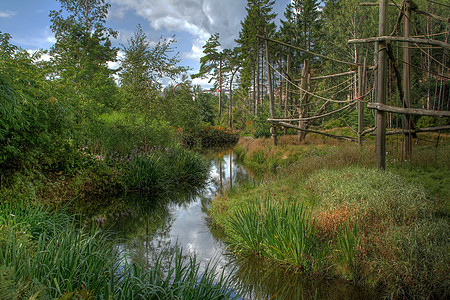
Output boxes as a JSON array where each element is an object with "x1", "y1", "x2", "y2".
[{"x1": 0, "y1": 0, "x2": 289, "y2": 88}]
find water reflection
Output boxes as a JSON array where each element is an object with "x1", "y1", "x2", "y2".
[
  {"x1": 95, "y1": 148, "x2": 251, "y2": 273},
  {"x1": 89, "y1": 148, "x2": 377, "y2": 299}
]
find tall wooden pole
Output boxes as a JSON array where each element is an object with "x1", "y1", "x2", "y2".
[
  {"x1": 284, "y1": 54, "x2": 290, "y2": 134},
  {"x1": 265, "y1": 30, "x2": 277, "y2": 146},
  {"x1": 376, "y1": 0, "x2": 388, "y2": 169},
  {"x1": 219, "y1": 57, "x2": 222, "y2": 120},
  {"x1": 299, "y1": 59, "x2": 310, "y2": 142},
  {"x1": 403, "y1": 1, "x2": 412, "y2": 159},
  {"x1": 358, "y1": 58, "x2": 367, "y2": 145}
]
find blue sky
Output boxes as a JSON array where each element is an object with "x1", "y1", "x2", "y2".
[{"x1": 1, "y1": 0, "x2": 290, "y2": 87}]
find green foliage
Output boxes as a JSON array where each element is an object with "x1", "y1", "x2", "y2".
[
  {"x1": 49, "y1": 0, "x2": 119, "y2": 116},
  {"x1": 80, "y1": 117, "x2": 176, "y2": 156},
  {"x1": 179, "y1": 125, "x2": 240, "y2": 148},
  {"x1": 226, "y1": 198, "x2": 323, "y2": 271},
  {"x1": 122, "y1": 146, "x2": 209, "y2": 195},
  {"x1": 0, "y1": 204, "x2": 241, "y2": 299},
  {"x1": 0, "y1": 43, "x2": 71, "y2": 174},
  {"x1": 416, "y1": 116, "x2": 449, "y2": 128},
  {"x1": 253, "y1": 102, "x2": 272, "y2": 138}
]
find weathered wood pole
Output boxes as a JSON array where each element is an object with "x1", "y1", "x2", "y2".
[
  {"x1": 218, "y1": 57, "x2": 222, "y2": 120},
  {"x1": 358, "y1": 58, "x2": 367, "y2": 145},
  {"x1": 403, "y1": 1, "x2": 412, "y2": 159},
  {"x1": 265, "y1": 30, "x2": 277, "y2": 146},
  {"x1": 376, "y1": 0, "x2": 388, "y2": 169},
  {"x1": 284, "y1": 54, "x2": 291, "y2": 134},
  {"x1": 299, "y1": 59, "x2": 310, "y2": 142}
]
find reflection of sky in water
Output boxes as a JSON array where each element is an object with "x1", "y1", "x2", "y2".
[
  {"x1": 116, "y1": 150, "x2": 251, "y2": 274},
  {"x1": 112, "y1": 150, "x2": 378, "y2": 299}
]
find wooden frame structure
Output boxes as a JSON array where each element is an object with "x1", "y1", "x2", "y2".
[{"x1": 259, "y1": 0, "x2": 449, "y2": 170}]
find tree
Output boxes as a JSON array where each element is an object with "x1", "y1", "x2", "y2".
[
  {"x1": 49, "y1": 0, "x2": 119, "y2": 117},
  {"x1": 192, "y1": 33, "x2": 224, "y2": 120},
  {"x1": 222, "y1": 48, "x2": 241, "y2": 128},
  {"x1": 236, "y1": 0, "x2": 276, "y2": 117},
  {"x1": 0, "y1": 32, "x2": 70, "y2": 173},
  {"x1": 120, "y1": 25, "x2": 186, "y2": 122}
]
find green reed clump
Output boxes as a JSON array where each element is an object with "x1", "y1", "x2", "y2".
[
  {"x1": 0, "y1": 203, "x2": 242, "y2": 299},
  {"x1": 122, "y1": 146, "x2": 209, "y2": 195},
  {"x1": 226, "y1": 198, "x2": 323, "y2": 271},
  {"x1": 335, "y1": 224, "x2": 359, "y2": 278}
]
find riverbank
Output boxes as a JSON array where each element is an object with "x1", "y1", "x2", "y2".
[{"x1": 210, "y1": 132, "x2": 449, "y2": 299}]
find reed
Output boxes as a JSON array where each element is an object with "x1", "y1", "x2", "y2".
[
  {"x1": 0, "y1": 204, "x2": 242, "y2": 299},
  {"x1": 226, "y1": 198, "x2": 323, "y2": 271}
]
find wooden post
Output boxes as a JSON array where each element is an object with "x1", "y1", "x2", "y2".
[
  {"x1": 376, "y1": 0, "x2": 388, "y2": 169},
  {"x1": 403, "y1": 1, "x2": 412, "y2": 159},
  {"x1": 299, "y1": 59, "x2": 310, "y2": 142},
  {"x1": 284, "y1": 54, "x2": 290, "y2": 134},
  {"x1": 265, "y1": 29, "x2": 277, "y2": 146},
  {"x1": 358, "y1": 58, "x2": 367, "y2": 145},
  {"x1": 219, "y1": 57, "x2": 222, "y2": 120}
]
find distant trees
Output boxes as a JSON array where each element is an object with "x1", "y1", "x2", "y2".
[{"x1": 236, "y1": 0, "x2": 276, "y2": 117}]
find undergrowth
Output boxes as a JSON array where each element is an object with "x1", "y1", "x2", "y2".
[{"x1": 211, "y1": 133, "x2": 449, "y2": 299}]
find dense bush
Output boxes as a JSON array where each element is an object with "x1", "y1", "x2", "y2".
[
  {"x1": 179, "y1": 125, "x2": 240, "y2": 148},
  {"x1": 121, "y1": 146, "x2": 209, "y2": 194}
]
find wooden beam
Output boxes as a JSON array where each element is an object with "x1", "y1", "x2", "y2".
[
  {"x1": 257, "y1": 34, "x2": 360, "y2": 67},
  {"x1": 311, "y1": 71, "x2": 356, "y2": 80},
  {"x1": 265, "y1": 29, "x2": 277, "y2": 146},
  {"x1": 349, "y1": 36, "x2": 450, "y2": 50},
  {"x1": 367, "y1": 103, "x2": 450, "y2": 117},
  {"x1": 375, "y1": 0, "x2": 388, "y2": 170},
  {"x1": 268, "y1": 121, "x2": 357, "y2": 142},
  {"x1": 370, "y1": 125, "x2": 450, "y2": 136}
]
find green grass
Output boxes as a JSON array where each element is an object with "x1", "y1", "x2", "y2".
[
  {"x1": 0, "y1": 202, "x2": 242, "y2": 299},
  {"x1": 122, "y1": 146, "x2": 210, "y2": 195},
  {"x1": 211, "y1": 136, "x2": 449, "y2": 298},
  {"x1": 226, "y1": 198, "x2": 323, "y2": 272}
]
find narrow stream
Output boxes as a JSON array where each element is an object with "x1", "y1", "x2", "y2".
[{"x1": 98, "y1": 148, "x2": 378, "y2": 299}]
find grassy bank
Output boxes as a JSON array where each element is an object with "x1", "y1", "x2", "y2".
[
  {"x1": 211, "y1": 132, "x2": 449, "y2": 298},
  {"x1": 0, "y1": 201, "x2": 242, "y2": 299}
]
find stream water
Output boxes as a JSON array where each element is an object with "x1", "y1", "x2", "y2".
[{"x1": 97, "y1": 148, "x2": 378, "y2": 299}]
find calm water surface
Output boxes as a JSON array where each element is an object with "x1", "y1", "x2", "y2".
[{"x1": 97, "y1": 148, "x2": 378, "y2": 299}]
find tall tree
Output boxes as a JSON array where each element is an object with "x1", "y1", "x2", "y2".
[
  {"x1": 192, "y1": 33, "x2": 224, "y2": 120},
  {"x1": 236, "y1": 0, "x2": 276, "y2": 117},
  {"x1": 49, "y1": 0, "x2": 118, "y2": 116},
  {"x1": 120, "y1": 25, "x2": 186, "y2": 123}
]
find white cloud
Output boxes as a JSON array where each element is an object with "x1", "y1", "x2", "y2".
[
  {"x1": 109, "y1": 0, "x2": 247, "y2": 60},
  {"x1": 192, "y1": 75, "x2": 214, "y2": 89},
  {"x1": 182, "y1": 41, "x2": 203, "y2": 61},
  {"x1": 0, "y1": 10, "x2": 17, "y2": 18}
]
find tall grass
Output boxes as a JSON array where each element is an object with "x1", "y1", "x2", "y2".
[
  {"x1": 226, "y1": 198, "x2": 323, "y2": 271},
  {"x1": 122, "y1": 146, "x2": 210, "y2": 195},
  {"x1": 212, "y1": 135, "x2": 449, "y2": 298},
  {"x1": 0, "y1": 203, "x2": 242, "y2": 299}
]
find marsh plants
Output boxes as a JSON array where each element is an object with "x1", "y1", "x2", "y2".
[
  {"x1": 211, "y1": 137, "x2": 449, "y2": 299},
  {"x1": 0, "y1": 201, "x2": 242, "y2": 299}
]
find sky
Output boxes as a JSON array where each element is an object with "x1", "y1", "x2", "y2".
[{"x1": 0, "y1": 0, "x2": 290, "y2": 88}]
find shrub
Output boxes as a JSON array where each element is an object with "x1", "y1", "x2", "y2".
[
  {"x1": 179, "y1": 125, "x2": 239, "y2": 148},
  {"x1": 121, "y1": 146, "x2": 209, "y2": 195}
]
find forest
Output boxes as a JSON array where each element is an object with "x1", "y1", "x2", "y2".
[{"x1": 0, "y1": 0, "x2": 449, "y2": 299}]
